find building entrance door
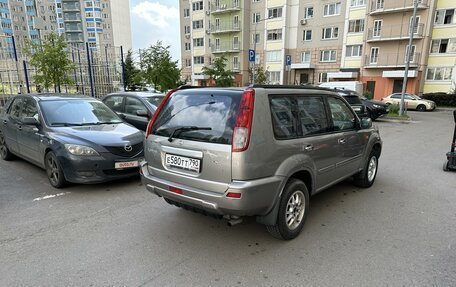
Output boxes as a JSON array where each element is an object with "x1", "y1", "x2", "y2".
[{"x1": 393, "y1": 79, "x2": 403, "y2": 93}]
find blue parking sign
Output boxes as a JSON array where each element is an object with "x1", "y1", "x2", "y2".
[
  {"x1": 249, "y1": 49, "x2": 255, "y2": 62},
  {"x1": 286, "y1": 55, "x2": 291, "y2": 66}
]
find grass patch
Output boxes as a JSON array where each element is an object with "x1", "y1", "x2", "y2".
[{"x1": 386, "y1": 103, "x2": 411, "y2": 120}]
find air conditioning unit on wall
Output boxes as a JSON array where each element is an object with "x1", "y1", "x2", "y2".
[{"x1": 300, "y1": 19, "x2": 307, "y2": 25}]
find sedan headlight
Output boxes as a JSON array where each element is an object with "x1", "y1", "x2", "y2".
[
  {"x1": 64, "y1": 144, "x2": 99, "y2": 156},
  {"x1": 372, "y1": 104, "x2": 382, "y2": 108}
]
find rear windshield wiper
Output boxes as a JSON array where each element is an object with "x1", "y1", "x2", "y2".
[{"x1": 168, "y1": 126, "x2": 212, "y2": 142}]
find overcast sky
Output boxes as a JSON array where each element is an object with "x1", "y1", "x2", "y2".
[{"x1": 129, "y1": 0, "x2": 180, "y2": 62}]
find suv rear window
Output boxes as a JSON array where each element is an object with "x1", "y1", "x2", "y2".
[
  {"x1": 342, "y1": 95, "x2": 362, "y2": 105},
  {"x1": 152, "y1": 90, "x2": 242, "y2": 144}
]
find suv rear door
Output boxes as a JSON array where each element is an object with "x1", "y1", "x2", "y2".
[{"x1": 145, "y1": 89, "x2": 243, "y2": 194}]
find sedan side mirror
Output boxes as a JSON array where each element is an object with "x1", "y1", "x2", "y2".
[
  {"x1": 136, "y1": 109, "x2": 148, "y2": 117},
  {"x1": 22, "y1": 117, "x2": 39, "y2": 126},
  {"x1": 360, "y1": 117, "x2": 372, "y2": 129}
]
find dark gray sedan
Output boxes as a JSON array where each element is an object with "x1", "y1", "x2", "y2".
[
  {"x1": 0, "y1": 94, "x2": 144, "y2": 188},
  {"x1": 102, "y1": 92, "x2": 164, "y2": 131}
]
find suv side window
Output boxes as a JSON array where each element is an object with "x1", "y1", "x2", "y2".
[
  {"x1": 297, "y1": 96, "x2": 329, "y2": 136},
  {"x1": 8, "y1": 98, "x2": 23, "y2": 119},
  {"x1": 270, "y1": 96, "x2": 298, "y2": 139},
  {"x1": 327, "y1": 97, "x2": 356, "y2": 131},
  {"x1": 125, "y1": 97, "x2": 146, "y2": 115},
  {"x1": 22, "y1": 98, "x2": 39, "y2": 120},
  {"x1": 104, "y1": 96, "x2": 124, "y2": 112}
]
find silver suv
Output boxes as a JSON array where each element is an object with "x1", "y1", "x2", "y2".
[{"x1": 140, "y1": 86, "x2": 382, "y2": 240}]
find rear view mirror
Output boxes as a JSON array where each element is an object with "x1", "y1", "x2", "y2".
[
  {"x1": 360, "y1": 117, "x2": 372, "y2": 129},
  {"x1": 22, "y1": 117, "x2": 39, "y2": 126},
  {"x1": 136, "y1": 109, "x2": 148, "y2": 117}
]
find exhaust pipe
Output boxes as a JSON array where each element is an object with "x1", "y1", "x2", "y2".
[{"x1": 227, "y1": 217, "x2": 243, "y2": 227}]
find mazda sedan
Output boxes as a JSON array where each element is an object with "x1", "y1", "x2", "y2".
[{"x1": 0, "y1": 94, "x2": 144, "y2": 188}]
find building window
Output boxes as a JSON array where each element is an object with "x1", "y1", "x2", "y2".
[
  {"x1": 267, "y1": 29, "x2": 282, "y2": 41},
  {"x1": 375, "y1": 0, "x2": 384, "y2": 9},
  {"x1": 320, "y1": 50, "x2": 337, "y2": 62},
  {"x1": 426, "y1": 67, "x2": 453, "y2": 81},
  {"x1": 346, "y1": 45, "x2": 362, "y2": 57},
  {"x1": 319, "y1": 73, "x2": 328, "y2": 83},
  {"x1": 192, "y1": 1, "x2": 203, "y2": 11},
  {"x1": 193, "y1": 56, "x2": 205, "y2": 64},
  {"x1": 350, "y1": 0, "x2": 366, "y2": 7},
  {"x1": 405, "y1": 45, "x2": 416, "y2": 62},
  {"x1": 193, "y1": 38, "x2": 204, "y2": 47},
  {"x1": 370, "y1": 47, "x2": 379, "y2": 64},
  {"x1": 373, "y1": 20, "x2": 382, "y2": 37},
  {"x1": 303, "y1": 30, "x2": 312, "y2": 41},
  {"x1": 268, "y1": 71, "x2": 281, "y2": 84},
  {"x1": 185, "y1": 59, "x2": 192, "y2": 67},
  {"x1": 252, "y1": 33, "x2": 260, "y2": 44},
  {"x1": 348, "y1": 19, "x2": 364, "y2": 33},
  {"x1": 304, "y1": 7, "x2": 313, "y2": 19},
  {"x1": 324, "y1": 3, "x2": 341, "y2": 16},
  {"x1": 184, "y1": 25, "x2": 190, "y2": 34},
  {"x1": 184, "y1": 8, "x2": 190, "y2": 17},
  {"x1": 185, "y1": 43, "x2": 191, "y2": 50},
  {"x1": 266, "y1": 50, "x2": 281, "y2": 62},
  {"x1": 431, "y1": 38, "x2": 456, "y2": 53},
  {"x1": 192, "y1": 20, "x2": 203, "y2": 29},
  {"x1": 253, "y1": 0, "x2": 260, "y2": 2},
  {"x1": 268, "y1": 7, "x2": 282, "y2": 19},
  {"x1": 233, "y1": 56, "x2": 239, "y2": 69},
  {"x1": 435, "y1": 9, "x2": 456, "y2": 25},
  {"x1": 322, "y1": 27, "x2": 339, "y2": 39},
  {"x1": 301, "y1": 51, "x2": 311, "y2": 63},
  {"x1": 252, "y1": 12, "x2": 260, "y2": 23}
]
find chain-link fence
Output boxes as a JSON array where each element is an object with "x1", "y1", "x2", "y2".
[{"x1": 0, "y1": 36, "x2": 125, "y2": 106}]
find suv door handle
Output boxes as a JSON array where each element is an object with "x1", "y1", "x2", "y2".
[
  {"x1": 17, "y1": 125, "x2": 22, "y2": 131},
  {"x1": 304, "y1": 144, "x2": 313, "y2": 151},
  {"x1": 338, "y1": 138, "x2": 346, "y2": 144}
]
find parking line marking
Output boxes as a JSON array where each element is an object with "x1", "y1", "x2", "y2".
[{"x1": 33, "y1": 192, "x2": 70, "y2": 202}]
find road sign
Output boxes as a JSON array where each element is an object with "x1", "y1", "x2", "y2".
[
  {"x1": 249, "y1": 49, "x2": 255, "y2": 62},
  {"x1": 286, "y1": 55, "x2": 291, "y2": 66}
]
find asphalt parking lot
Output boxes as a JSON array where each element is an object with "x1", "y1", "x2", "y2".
[{"x1": 1, "y1": 109, "x2": 456, "y2": 286}]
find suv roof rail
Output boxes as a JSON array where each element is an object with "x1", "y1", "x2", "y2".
[{"x1": 249, "y1": 84, "x2": 335, "y2": 92}]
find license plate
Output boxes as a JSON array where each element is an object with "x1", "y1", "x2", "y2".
[
  {"x1": 165, "y1": 154, "x2": 200, "y2": 173},
  {"x1": 115, "y1": 160, "x2": 139, "y2": 169}
]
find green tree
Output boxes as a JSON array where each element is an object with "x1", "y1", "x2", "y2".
[
  {"x1": 124, "y1": 50, "x2": 142, "y2": 90},
  {"x1": 201, "y1": 55, "x2": 234, "y2": 87},
  {"x1": 254, "y1": 66, "x2": 268, "y2": 84},
  {"x1": 140, "y1": 41, "x2": 180, "y2": 92},
  {"x1": 25, "y1": 33, "x2": 74, "y2": 91}
]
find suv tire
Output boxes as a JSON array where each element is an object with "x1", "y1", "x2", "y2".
[
  {"x1": 267, "y1": 179, "x2": 309, "y2": 240},
  {"x1": 0, "y1": 131, "x2": 14, "y2": 161},
  {"x1": 353, "y1": 149, "x2": 379, "y2": 188}
]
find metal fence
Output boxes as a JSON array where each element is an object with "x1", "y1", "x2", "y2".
[{"x1": 0, "y1": 36, "x2": 126, "y2": 105}]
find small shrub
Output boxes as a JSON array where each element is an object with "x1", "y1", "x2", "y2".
[
  {"x1": 388, "y1": 103, "x2": 400, "y2": 115},
  {"x1": 422, "y1": 93, "x2": 456, "y2": 107}
]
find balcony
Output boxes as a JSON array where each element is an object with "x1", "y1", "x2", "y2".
[
  {"x1": 364, "y1": 52, "x2": 421, "y2": 68},
  {"x1": 62, "y1": 3, "x2": 80, "y2": 11},
  {"x1": 63, "y1": 14, "x2": 81, "y2": 22},
  {"x1": 370, "y1": 0, "x2": 429, "y2": 15},
  {"x1": 211, "y1": 42, "x2": 241, "y2": 53},
  {"x1": 210, "y1": 21, "x2": 241, "y2": 34},
  {"x1": 211, "y1": 0, "x2": 241, "y2": 14},
  {"x1": 65, "y1": 24, "x2": 83, "y2": 32},
  {"x1": 367, "y1": 23, "x2": 424, "y2": 42}
]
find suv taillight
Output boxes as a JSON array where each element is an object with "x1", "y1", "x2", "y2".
[
  {"x1": 146, "y1": 88, "x2": 176, "y2": 139},
  {"x1": 232, "y1": 89, "x2": 254, "y2": 152}
]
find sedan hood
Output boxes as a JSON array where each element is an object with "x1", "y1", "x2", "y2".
[
  {"x1": 365, "y1": 99, "x2": 387, "y2": 106},
  {"x1": 51, "y1": 123, "x2": 144, "y2": 147}
]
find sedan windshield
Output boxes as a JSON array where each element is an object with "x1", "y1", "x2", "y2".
[{"x1": 40, "y1": 100, "x2": 123, "y2": 126}]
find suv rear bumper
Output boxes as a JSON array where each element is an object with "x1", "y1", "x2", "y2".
[{"x1": 140, "y1": 161, "x2": 284, "y2": 217}]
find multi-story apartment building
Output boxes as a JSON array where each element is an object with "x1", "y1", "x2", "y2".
[
  {"x1": 0, "y1": 0, "x2": 131, "y2": 56},
  {"x1": 180, "y1": 0, "x2": 455, "y2": 95},
  {"x1": 423, "y1": 0, "x2": 456, "y2": 93}
]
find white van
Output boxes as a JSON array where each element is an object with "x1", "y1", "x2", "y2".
[{"x1": 319, "y1": 81, "x2": 363, "y2": 95}]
